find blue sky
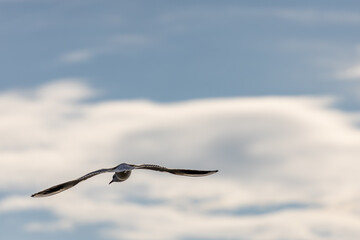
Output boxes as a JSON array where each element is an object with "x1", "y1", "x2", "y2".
[
  {"x1": 2, "y1": 1, "x2": 360, "y2": 240},
  {"x1": 2, "y1": 0, "x2": 360, "y2": 103}
]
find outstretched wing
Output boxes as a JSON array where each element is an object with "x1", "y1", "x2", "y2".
[
  {"x1": 134, "y1": 164, "x2": 218, "y2": 177},
  {"x1": 31, "y1": 167, "x2": 116, "y2": 198}
]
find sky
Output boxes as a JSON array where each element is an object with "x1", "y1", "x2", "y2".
[{"x1": 2, "y1": 1, "x2": 360, "y2": 239}]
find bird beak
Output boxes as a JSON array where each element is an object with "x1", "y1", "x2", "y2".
[{"x1": 109, "y1": 180, "x2": 114, "y2": 185}]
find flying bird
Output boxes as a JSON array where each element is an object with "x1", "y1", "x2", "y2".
[{"x1": 31, "y1": 163, "x2": 218, "y2": 198}]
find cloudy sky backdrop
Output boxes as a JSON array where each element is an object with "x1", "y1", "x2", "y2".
[{"x1": 2, "y1": 1, "x2": 360, "y2": 239}]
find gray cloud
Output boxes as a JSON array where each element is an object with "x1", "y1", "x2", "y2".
[{"x1": 1, "y1": 81, "x2": 360, "y2": 239}]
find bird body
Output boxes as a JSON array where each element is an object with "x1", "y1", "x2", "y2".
[
  {"x1": 110, "y1": 171, "x2": 132, "y2": 184},
  {"x1": 31, "y1": 163, "x2": 218, "y2": 198}
]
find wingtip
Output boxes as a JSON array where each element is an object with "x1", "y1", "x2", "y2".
[{"x1": 31, "y1": 192, "x2": 43, "y2": 198}]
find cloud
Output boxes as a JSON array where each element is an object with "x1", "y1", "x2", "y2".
[
  {"x1": 161, "y1": 6, "x2": 360, "y2": 25},
  {"x1": 336, "y1": 63, "x2": 360, "y2": 80},
  {"x1": 2, "y1": 81, "x2": 360, "y2": 239},
  {"x1": 35, "y1": 78, "x2": 95, "y2": 101},
  {"x1": 332, "y1": 45, "x2": 360, "y2": 81},
  {"x1": 59, "y1": 50, "x2": 95, "y2": 63},
  {"x1": 58, "y1": 34, "x2": 152, "y2": 64},
  {"x1": 268, "y1": 9, "x2": 360, "y2": 24}
]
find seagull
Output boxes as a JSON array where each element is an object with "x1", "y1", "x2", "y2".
[{"x1": 31, "y1": 163, "x2": 218, "y2": 198}]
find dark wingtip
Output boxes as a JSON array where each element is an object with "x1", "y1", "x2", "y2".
[
  {"x1": 31, "y1": 192, "x2": 46, "y2": 198},
  {"x1": 31, "y1": 192, "x2": 42, "y2": 197}
]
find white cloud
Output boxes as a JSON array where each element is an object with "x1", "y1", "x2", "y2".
[
  {"x1": 269, "y1": 9, "x2": 360, "y2": 24},
  {"x1": 337, "y1": 63, "x2": 360, "y2": 80},
  {"x1": 58, "y1": 34, "x2": 152, "y2": 64},
  {"x1": 2, "y1": 81, "x2": 360, "y2": 239},
  {"x1": 59, "y1": 49, "x2": 95, "y2": 63},
  {"x1": 36, "y1": 78, "x2": 95, "y2": 101},
  {"x1": 161, "y1": 6, "x2": 360, "y2": 25}
]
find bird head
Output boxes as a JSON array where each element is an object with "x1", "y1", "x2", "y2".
[{"x1": 109, "y1": 174, "x2": 117, "y2": 184}]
